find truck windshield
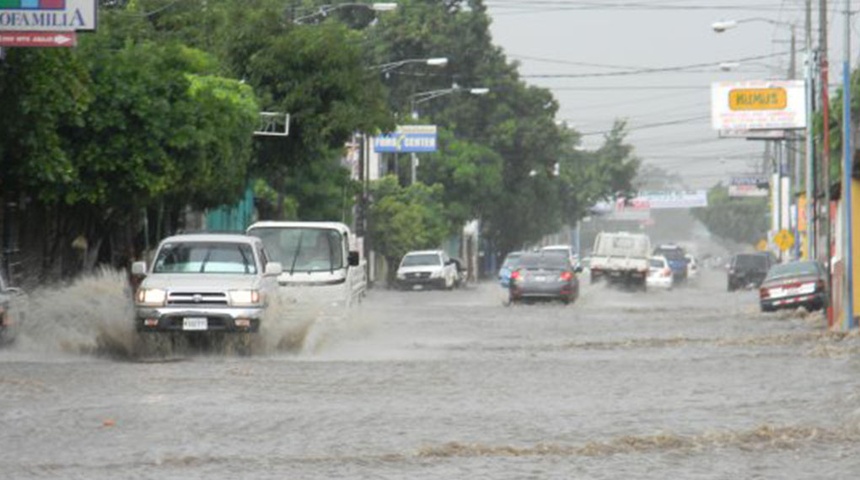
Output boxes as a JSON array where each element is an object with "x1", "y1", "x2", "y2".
[
  {"x1": 250, "y1": 228, "x2": 344, "y2": 273},
  {"x1": 153, "y1": 242, "x2": 257, "y2": 274}
]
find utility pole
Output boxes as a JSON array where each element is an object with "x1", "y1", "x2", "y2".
[
  {"x1": 805, "y1": 0, "x2": 817, "y2": 259},
  {"x1": 842, "y1": 0, "x2": 855, "y2": 329},
  {"x1": 820, "y1": 0, "x2": 834, "y2": 326}
]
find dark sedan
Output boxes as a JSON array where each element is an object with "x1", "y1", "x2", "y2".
[
  {"x1": 727, "y1": 252, "x2": 773, "y2": 291},
  {"x1": 759, "y1": 260, "x2": 827, "y2": 312},
  {"x1": 508, "y1": 252, "x2": 581, "y2": 305}
]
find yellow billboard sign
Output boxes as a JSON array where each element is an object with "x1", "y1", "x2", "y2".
[{"x1": 729, "y1": 88, "x2": 787, "y2": 111}]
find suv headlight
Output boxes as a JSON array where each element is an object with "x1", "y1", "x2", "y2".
[
  {"x1": 136, "y1": 288, "x2": 166, "y2": 307},
  {"x1": 229, "y1": 290, "x2": 261, "y2": 306}
]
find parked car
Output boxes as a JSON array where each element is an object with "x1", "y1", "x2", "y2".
[
  {"x1": 396, "y1": 250, "x2": 459, "y2": 290},
  {"x1": 508, "y1": 252, "x2": 581, "y2": 305},
  {"x1": 727, "y1": 252, "x2": 774, "y2": 291},
  {"x1": 646, "y1": 256, "x2": 674, "y2": 290},
  {"x1": 498, "y1": 251, "x2": 524, "y2": 288},
  {"x1": 131, "y1": 233, "x2": 282, "y2": 343},
  {"x1": 450, "y1": 257, "x2": 468, "y2": 288},
  {"x1": 0, "y1": 270, "x2": 25, "y2": 345},
  {"x1": 652, "y1": 244, "x2": 688, "y2": 283},
  {"x1": 759, "y1": 260, "x2": 827, "y2": 312},
  {"x1": 685, "y1": 254, "x2": 699, "y2": 281}
]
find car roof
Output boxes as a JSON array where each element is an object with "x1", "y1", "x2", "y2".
[
  {"x1": 247, "y1": 221, "x2": 350, "y2": 235},
  {"x1": 159, "y1": 233, "x2": 260, "y2": 245},
  {"x1": 404, "y1": 250, "x2": 443, "y2": 256}
]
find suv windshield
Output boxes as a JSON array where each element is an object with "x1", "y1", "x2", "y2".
[
  {"x1": 401, "y1": 254, "x2": 442, "y2": 267},
  {"x1": 251, "y1": 227, "x2": 344, "y2": 273},
  {"x1": 153, "y1": 242, "x2": 257, "y2": 274}
]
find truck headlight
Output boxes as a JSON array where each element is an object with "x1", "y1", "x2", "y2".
[
  {"x1": 136, "y1": 288, "x2": 166, "y2": 307},
  {"x1": 229, "y1": 290, "x2": 261, "y2": 306},
  {"x1": 396, "y1": 271, "x2": 406, "y2": 279}
]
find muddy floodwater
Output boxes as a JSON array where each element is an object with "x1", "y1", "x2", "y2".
[{"x1": 1, "y1": 268, "x2": 859, "y2": 479}]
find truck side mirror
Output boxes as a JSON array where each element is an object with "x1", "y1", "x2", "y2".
[
  {"x1": 348, "y1": 251, "x2": 360, "y2": 267},
  {"x1": 131, "y1": 261, "x2": 147, "y2": 276},
  {"x1": 265, "y1": 262, "x2": 283, "y2": 276}
]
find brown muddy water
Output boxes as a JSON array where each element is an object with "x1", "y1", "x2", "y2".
[{"x1": 1, "y1": 268, "x2": 859, "y2": 479}]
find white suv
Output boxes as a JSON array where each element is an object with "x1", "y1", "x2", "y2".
[
  {"x1": 396, "y1": 250, "x2": 458, "y2": 290},
  {"x1": 132, "y1": 233, "x2": 282, "y2": 336}
]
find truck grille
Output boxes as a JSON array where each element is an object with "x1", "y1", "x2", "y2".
[{"x1": 167, "y1": 291, "x2": 229, "y2": 306}]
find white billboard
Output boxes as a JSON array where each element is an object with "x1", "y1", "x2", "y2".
[
  {"x1": 0, "y1": 1, "x2": 97, "y2": 32},
  {"x1": 728, "y1": 176, "x2": 770, "y2": 198},
  {"x1": 711, "y1": 80, "x2": 807, "y2": 131}
]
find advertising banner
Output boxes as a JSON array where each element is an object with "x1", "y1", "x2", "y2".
[
  {"x1": 0, "y1": 1, "x2": 96, "y2": 32},
  {"x1": 728, "y1": 175, "x2": 770, "y2": 197},
  {"x1": 634, "y1": 190, "x2": 708, "y2": 209},
  {"x1": 711, "y1": 80, "x2": 807, "y2": 131},
  {"x1": 373, "y1": 125, "x2": 437, "y2": 153}
]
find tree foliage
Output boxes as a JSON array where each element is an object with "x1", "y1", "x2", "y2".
[
  {"x1": 692, "y1": 184, "x2": 768, "y2": 246},
  {"x1": 368, "y1": 176, "x2": 449, "y2": 281}
]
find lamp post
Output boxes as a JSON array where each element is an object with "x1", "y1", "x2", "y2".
[
  {"x1": 292, "y1": 2, "x2": 397, "y2": 25},
  {"x1": 842, "y1": 0, "x2": 855, "y2": 329},
  {"x1": 711, "y1": 17, "x2": 788, "y2": 32},
  {"x1": 406, "y1": 86, "x2": 490, "y2": 184},
  {"x1": 370, "y1": 57, "x2": 448, "y2": 75},
  {"x1": 410, "y1": 86, "x2": 489, "y2": 117}
]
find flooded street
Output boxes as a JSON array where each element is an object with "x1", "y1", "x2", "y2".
[{"x1": 1, "y1": 268, "x2": 859, "y2": 479}]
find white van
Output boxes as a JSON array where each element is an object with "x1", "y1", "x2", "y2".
[{"x1": 246, "y1": 221, "x2": 366, "y2": 308}]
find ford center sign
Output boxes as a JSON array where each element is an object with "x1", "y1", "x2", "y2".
[
  {"x1": 374, "y1": 125, "x2": 438, "y2": 153},
  {"x1": 0, "y1": 0, "x2": 97, "y2": 32}
]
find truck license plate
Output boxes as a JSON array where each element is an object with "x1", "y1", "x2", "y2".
[{"x1": 183, "y1": 317, "x2": 208, "y2": 331}]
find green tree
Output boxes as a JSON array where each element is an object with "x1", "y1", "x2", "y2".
[
  {"x1": 692, "y1": 184, "x2": 768, "y2": 246},
  {"x1": 368, "y1": 176, "x2": 449, "y2": 283}
]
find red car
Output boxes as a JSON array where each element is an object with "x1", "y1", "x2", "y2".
[{"x1": 759, "y1": 260, "x2": 827, "y2": 312}]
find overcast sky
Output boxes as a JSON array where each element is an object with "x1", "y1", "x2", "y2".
[{"x1": 485, "y1": 0, "x2": 855, "y2": 189}]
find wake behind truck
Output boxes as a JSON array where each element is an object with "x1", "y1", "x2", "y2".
[{"x1": 589, "y1": 231, "x2": 651, "y2": 290}]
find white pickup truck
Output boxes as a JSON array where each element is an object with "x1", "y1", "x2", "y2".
[
  {"x1": 131, "y1": 233, "x2": 283, "y2": 354},
  {"x1": 246, "y1": 221, "x2": 367, "y2": 309},
  {"x1": 588, "y1": 231, "x2": 651, "y2": 290}
]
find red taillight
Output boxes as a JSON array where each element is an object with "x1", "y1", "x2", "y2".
[
  {"x1": 510, "y1": 270, "x2": 521, "y2": 280},
  {"x1": 759, "y1": 287, "x2": 769, "y2": 299},
  {"x1": 560, "y1": 271, "x2": 573, "y2": 281},
  {"x1": 662, "y1": 268, "x2": 672, "y2": 277}
]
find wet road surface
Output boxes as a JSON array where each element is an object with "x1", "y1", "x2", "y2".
[{"x1": 1, "y1": 268, "x2": 859, "y2": 479}]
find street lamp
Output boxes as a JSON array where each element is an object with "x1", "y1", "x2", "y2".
[
  {"x1": 410, "y1": 86, "x2": 490, "y2": 116},
  {"x1": 406, "y1": 86, "x2": 490, "y2": 184},
  {"x1": 711, "y1": 17, "x2": 788, "y2": 33},
  {"x1": 292, "y1": 2, "x2": 398, "y2": 25},
  {"x1": 370, "y1": 57, "x2": 448, "y2": 74}
]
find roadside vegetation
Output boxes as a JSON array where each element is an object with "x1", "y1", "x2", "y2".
[{"x1": 0, "y1": 0, "x2": 639, "y2": 283}]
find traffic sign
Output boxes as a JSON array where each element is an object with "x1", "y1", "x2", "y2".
[
  {"x1": 774, "y1": 229, "x2": 795, "y2": 252},
  {"x1": 0, "y1": 31, "x2": 76, "y2": 47}
]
